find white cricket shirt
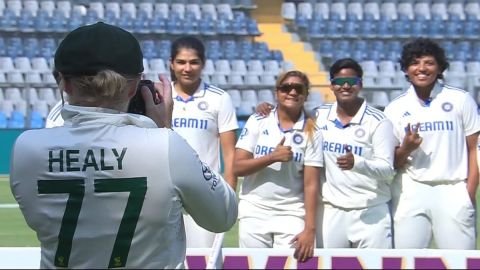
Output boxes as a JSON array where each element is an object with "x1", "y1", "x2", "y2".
[
  {"x1": 384, "y1": 82, "x2": 480, "y2": 182},
  {"x1": 315, "y1": 101, "x2": 395, "y2": 209},
  {"x1": 45, "y1": 100, "x2": 64, "y2": 128},
  {"x1": 171, "y1": 80, "x2": 238, "y2": 171},
  {"x1": 235, "y1": 108, "x2": 324, "y2": 218},
  {"x1": 10, "y1": 104, "x2": 238, "y2": 269}
]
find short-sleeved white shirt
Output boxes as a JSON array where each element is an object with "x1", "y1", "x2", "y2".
[
  {"x1": 171, "y1": 81, "x2": 238, "y2": 171},
  {"x1": 384, "y1": 82, "x2": 480, "y2": 182},
  {"x1": 315, "y1": 101, "x2": 395, "y2": 209},
  {"x1": 10, "y1": 105, "x2": 238, "y2": 269},
  {"x1": 235, "y1": 108, "x2": 324, "y2": 218}
]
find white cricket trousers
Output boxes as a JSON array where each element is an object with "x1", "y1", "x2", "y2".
[
  {"x1": 392, "y1": 174, "x2": 476, "y2": 249},
  {"x1": 238, "y1": 200, "x2": 305, "y2": 248},
  {"x1": 320, "y1": 202, "x2": 393, "y2": 248}
]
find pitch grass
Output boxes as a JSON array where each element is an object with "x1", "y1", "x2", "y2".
[
  {"x1": 2, "y1": 175, "x2": 479, "y2": 249},
  {"x1": 0, "y1": 175, "x2": 239, "y2": 247}
]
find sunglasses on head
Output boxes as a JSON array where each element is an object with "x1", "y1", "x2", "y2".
[
  {"x1": 277, "y1": 83, "x2": 307, "y2": 95},
  {"x1": 330, "y1": 77, "x2": 362, "y2": 87}
]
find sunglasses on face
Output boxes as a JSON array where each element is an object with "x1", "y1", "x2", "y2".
[
  {"x1": 277, "y1": 83, "x2": 307, "y2": 95},
  {"x1": 330, "y1": 77, "x2": 362, "y2": 87}
]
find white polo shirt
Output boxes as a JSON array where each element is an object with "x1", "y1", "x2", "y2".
[
  {"x1": 171, "y1": 80, "x2": 238, "y2": 171},
  {"x1": 315, "y1": 101, "x2": 395, "y2": 209},
  {"x1": 235, "y1": 108, "x2": 324, "y2": 218},
  {"x1": 10, "y1": 104, "x2": 238, "y2": 269},
  {"x1": 384, "y1": 82, "x2": 480, "y2": 182}
]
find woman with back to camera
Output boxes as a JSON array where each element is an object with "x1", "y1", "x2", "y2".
[
  {"x1": 169, "y1": 36, "x2": 239, "y2": 248},
  {"x1": 234, "y1": 70, "x2": 323, "y2": 262},
  {"x1": 384, "y1": 38, "x2": 480, "y2": 249}
]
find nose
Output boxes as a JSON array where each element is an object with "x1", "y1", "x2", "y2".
[
  {"x1": 341, "y1": 82, "x2": 352, "y2": 88},
  {"x1": 184, "y1": 63, "x2": 192, "y2": 72}
]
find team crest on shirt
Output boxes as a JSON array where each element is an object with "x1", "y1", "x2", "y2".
[
  {"x1": 441, "y1": 102, "x2": 453, "y2": 112},
  {"x1": 293, "y1": 134, "x2": 304, "y2": 144},
  {"x1": 355, "y1": 128, "x2": 366, "y2": 138},
  {"x1": 198, "y1": 101, "x2": 208, "y2": 111},
  {"x1": 202, "y1": 163, "x2": 213, "y2": 180},
  {"x1": 240, "y1": 128, "x2": 248, "y2": 140}
]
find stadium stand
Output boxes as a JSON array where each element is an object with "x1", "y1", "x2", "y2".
[
  {"x1": 282, "y1": 0, "x2": 480, "y2": 107},
  {"x1": 1, "y1": 0, "x2": 479, "y2": 128},
  {"x1": 0, "y1": 0, "x2": 291, "y2": 127}
]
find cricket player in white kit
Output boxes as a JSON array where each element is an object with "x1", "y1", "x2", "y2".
[
  {"x1": 10, "y1": 22, "x2": 238, "y2": 269},
  {"x1": 235, "y1": 71, "x2": 323, "y2": 262},
  {"x1": 169, "y1": 36, "x2": 239, "y2": 248},
  {"x1": 384, "y1": 38, "x2": 480, "y2": 249},
  {"x1": 316, "y1": 58, "x2": 395, "y2": 248}
]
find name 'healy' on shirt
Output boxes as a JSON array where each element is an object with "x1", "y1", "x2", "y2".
[{"x1": 48, "y1": 148, "x2": 127, "y2": 172}]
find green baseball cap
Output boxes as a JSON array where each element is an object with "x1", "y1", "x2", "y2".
[{"x1": 54, "y1": 22, "x2": 144, "y2": 76}]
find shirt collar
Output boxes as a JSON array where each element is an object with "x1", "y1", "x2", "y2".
[
  {"x1": 327, "y1": 100, "x2": 367, "y2": 127},
  {"x1": 274, "y1": 107, "x2": 306, "y2": 133},
  {"x1": 61, "y1": 104, "x2": 158, "y2": 128},
  {"x1": 171, "y1": 80, "x2": 207, "y2": 102},
  {"x1": 407, "y1": 81, "x2": 443, "y2": 106}
]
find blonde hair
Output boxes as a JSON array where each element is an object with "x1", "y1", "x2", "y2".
[{"x1": 59, "y1": 70, "x2": 140, "y2": 110}]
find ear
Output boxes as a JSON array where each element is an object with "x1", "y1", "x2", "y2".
[
  {"x1": 127, "y1": 79, "x2": 140, "y2": 98},
  {"x1": 60, "y1": 73, "x2": 73, "y2": 95}
]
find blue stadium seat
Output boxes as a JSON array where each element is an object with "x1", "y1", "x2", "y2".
[
  {"x1": 360, "y1": 20, "x2": 376, "y2": 38},
  {"x1": 166, "y1": 12, "x2": 183, "y2": 34},
  {"x1": 34, "y1": 10, "x2": 51, "y2": 32},
  {"x1": 393, "y1": 17, "x2": 410, "y2": 38},
  {"x1": 133, "y1": 10, "x2": 151, "y2": 34},
  {"x1": 6, "y1": 37, "x2": 23, "y2": 58},
  {"x1": 376, "y1": 17, "x2": 393, "y2": 39},
  {"x1": 117, "y1": 11, "x2": 134, "y2": 32},
  {"x1": 23, "y1": 37, "x2": 39, "y2": 58},
  {"x1": 0, "y1": 37, "x2": 6, "y2": 56},
  {"x1": 0, "y1": 9, "x2": 18, "y2": 31},
  {"x1": 50, "y1": 10, "x2": 66, "y2": 33},
  {"x1": 444, "y1": 20, "x2": 460, "y2": 39},
  {"x1": 198, "y1": 13, "x2": 216, "y2": 36},
  {"x1": 150, "y1": 16, "x2": 166, "y2": 34},
  {"x1": 247, "y1": 18, "x2": 261, "y2": 36},
  {"x1": 18, "y1": 9, "x2": 35, "y2": 32},
  {"x1": 66, "y1": 9, "x2": 84, "y2": 31},
  {"x1": 7, "y1": 111, "x2": 25, "y2": 129},
  {"x1": 307, "y1": 19, "x2": 325, "y2": 39},
  {"x1": 182, "y1": 13, "x2": 199, "y2": 35},
  {"x1": 463, "y1": 20, "x2": 478, "y2": 40},
  {"x1": 271, "y1": 50, "x2": 284, "y2": 62},
  {"x1": 141, "y1": 40, "x2": 157, "y2": 60},
  {"x1": 29, "y1": 110, "x2": 44, "y2": 128},
  {"x1": 155, "y1": 39, "x2": 172, "y2": 61},
  {"x1": 343, "y1": 20, "x2": 357, "y2": 38},
  {"x1": 39, "y1": 37, "x2": 56, "y2": 58}
]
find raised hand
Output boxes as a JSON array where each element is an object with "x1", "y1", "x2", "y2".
[
  {"x1": 144, "y1": 74, "x2": 173, "y2": 128},
  {"x1": 402, "y1": 123, "x2": 422, "y2": 153},
  {"x1": 336, "y1": 145, "x2": 354, "y2": 170},
  {"x1": 269, "y1": 137, "x2": 293, "y2": 162}
]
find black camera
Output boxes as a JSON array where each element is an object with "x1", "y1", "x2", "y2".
[{"x1": 127, "y1": 79, "x2": 157, "y2": 115}]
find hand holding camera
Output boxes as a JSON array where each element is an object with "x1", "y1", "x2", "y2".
[{"x1": 128, "y1": 74, "x2": 173, "y2": 128}]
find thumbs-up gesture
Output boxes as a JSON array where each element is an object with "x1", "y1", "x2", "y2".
[
  {"x1": 337, "y1": 144, "x2": 354, "y2": 170},
  {"x1": 402, "y1": 123, "x2": 422, "y2": 152},
  {"x1": 270, "y1": 137, "x2": 293, "y2": 162}
]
